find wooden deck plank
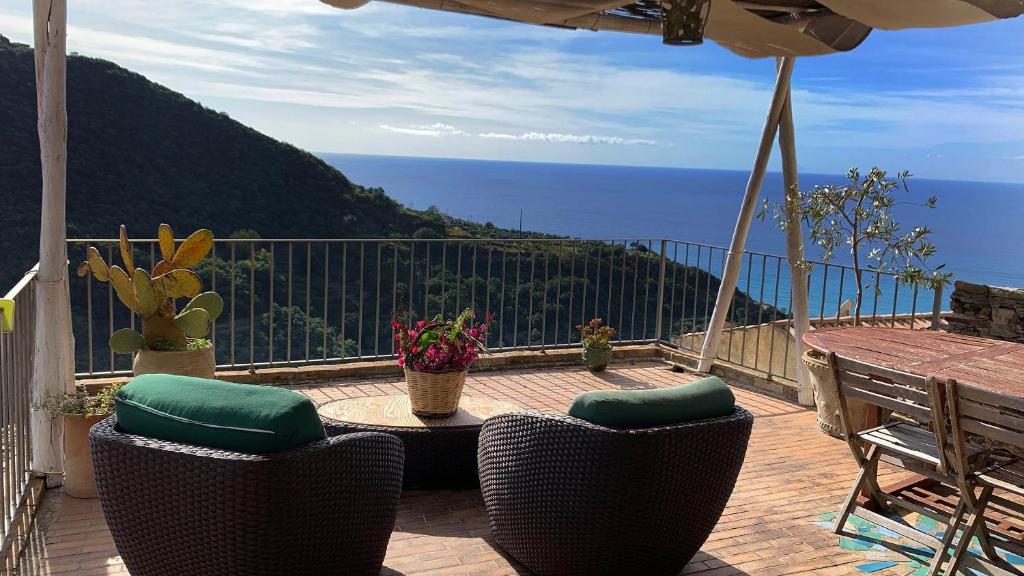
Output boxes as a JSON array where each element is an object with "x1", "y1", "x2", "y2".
[{"x1": 20, "y1": 362, "x2": 916, "y2": 576}]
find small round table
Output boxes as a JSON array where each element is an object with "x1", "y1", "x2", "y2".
[{"x1": 318, "y1": 395, "x2": 520, "y2": 489}]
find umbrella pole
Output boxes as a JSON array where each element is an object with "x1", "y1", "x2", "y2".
[
  {"x1": 32, "y1": 0, "x2": 74, "y2": 484},
  {"x1": 776, "y1": 59, "x2": 813, "y2": 406},
  {"x1": 697, "y1": 57, "x2": 795, "y2": 375}
]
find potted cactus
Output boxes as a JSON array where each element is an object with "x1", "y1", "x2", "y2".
[{"x1": 78, "y1": 224, "x2": 223, "y2": 378}]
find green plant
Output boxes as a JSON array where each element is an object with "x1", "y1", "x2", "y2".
[
  {"x1": 577, "y1": 318, "x2": 616, "y2": 349},
  {"x1": 40, "y1": 382, "x2": 125, "y2": 417},
  {"x1": 77, "y1": 224, "x2": 224, "y2": 353},
  {"x1": 393, "y1": 309, "x2": 490, "y2": 372},
  {"x1": 760, "y1": 167, "x2": 952, "y2": 325}
]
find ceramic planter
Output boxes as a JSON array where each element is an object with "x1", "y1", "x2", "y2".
[
  {"x1": 64, "y1": 414, "x2": 106, "y2": 499},
  {"x1": 582, "y1": 345, "x2": 612, "y2": 372},
  {"x1": 133, "y1": 345, "x2": 215, "y2": 378},
  {"x1": 803, "y1": 349, "x2": 872, "y2": 437}
]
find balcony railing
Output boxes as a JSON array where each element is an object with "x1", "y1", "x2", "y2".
[
  {"x1": 66, "y1": 237, "x2": 945, "y2": 382},
  {"x1": 0, "y1": 266, "x2": 37, "y2": 542}
]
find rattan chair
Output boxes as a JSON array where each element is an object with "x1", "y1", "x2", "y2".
[
  {"x1": 90, "y1": 417, "x2": 404, "y2": 576},
  {"x1": 477, "y1": 408, "x2": 754, "y2": 576}
]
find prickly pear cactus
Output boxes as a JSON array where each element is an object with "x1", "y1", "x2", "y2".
[{"x1": 78, "y1": 224, "x2": 224, "y2": 354}]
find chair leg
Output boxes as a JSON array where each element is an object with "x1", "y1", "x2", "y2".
[
  {"x1": 833, "y1": 446, "x2": 882, "y2": 534},
  {"x1": 945, "y1": 486, "x2": 995, "y2": 576},
  {"x1": 965, "y1": 487, "x2": 1001, "y2": 562},
  {"x1": 927, "y1": 497, "x2": 968, "y2": 576}
]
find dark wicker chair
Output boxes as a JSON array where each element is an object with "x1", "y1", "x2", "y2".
[
  {"x1": 477, "y1": 408, "x2": 754, "y2": 576},
  {"x1": 90, "y1": 417, "x2": 404, "y2": 576}
]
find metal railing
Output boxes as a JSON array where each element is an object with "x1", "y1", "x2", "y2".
[
  {"x1": 0, "y1": 266, "x2": 37, "y2": 543},
  {"x1": 67, "y1": 238, "x2": 944, "y2": 381}
]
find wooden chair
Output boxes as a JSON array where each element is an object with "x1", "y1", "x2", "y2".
[
  {"x1": 944, "y1": 379, "x2": 1024, "y2": 576},
  {"x1": 827, "y1": 352, "x2": 989, "y2": 575}
]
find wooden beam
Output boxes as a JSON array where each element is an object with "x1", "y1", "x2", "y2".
[
  {"x1": 776, "y1": 57, "x2": 813, "y2": 406},
  {"x1": 32, "y1": 0, "x2": 74, "y2": 484},
  {"x1": 698, "y1": 57, "x2": 795, "y2": 374}
]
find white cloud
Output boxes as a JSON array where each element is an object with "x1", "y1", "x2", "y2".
[
  {"x1": 380, "y1": 123, "x2": 469, "y2": 137},
  {"x1": 478, "y1": 132, "x2": 658, "y2": 146}
]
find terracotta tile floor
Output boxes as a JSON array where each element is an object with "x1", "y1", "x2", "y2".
[{"x1": 20, "y1": 361, "x2": 917, "y2": 575}]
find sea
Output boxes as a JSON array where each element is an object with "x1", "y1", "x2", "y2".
[{"x1": 322, "y1": 153, "x2": 1024, "y2": 315}]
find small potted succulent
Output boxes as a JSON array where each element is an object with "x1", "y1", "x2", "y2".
[
  {"x1": 578, "y1": 318, "x2": 616, "y2": 372},
  {"x1": 40, "y1": 382, "x2": 124, "y2": 498},
  {"x1": 393, "y1": 309, "x2": 489, "y2": 417},
  {"x1": 78, "y1": 224, "x2": 224, "y2": 378}
]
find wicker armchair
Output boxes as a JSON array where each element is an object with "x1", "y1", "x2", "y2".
[
  {"x1": 477, "y1": 408, "x2": 754, "y2": 576},
  {"x1": 90, "y1": 417, "x2": 404, "y2": 576}
]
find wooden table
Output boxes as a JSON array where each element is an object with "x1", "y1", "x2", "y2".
[
  {"x1": 803, "y1": 326, "x2": 1024, "y2": 395},
  {"x1": 318, "y1": 395, "x2": 520, "y2": 489}
]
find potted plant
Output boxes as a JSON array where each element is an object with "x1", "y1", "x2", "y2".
[
  {"x1": 578, "y1": 318, "x2": 616, "y2": 372},
  {"x1": 40, "y1": 382, "x2": 124, "y2": 498},
  {"x1": 393, "y1": 309, "x2": 489, "y2": 417},
  {"x1": 761, "y1": 167, "x2": 952, "y2": 436},
  {"x1": 77, "y1": 224, "x2": 224, "y2": 378}
]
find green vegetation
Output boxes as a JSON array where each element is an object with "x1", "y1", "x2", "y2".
[{"x1": 0, "y1": 36, "x2": 781, "y2": 372}]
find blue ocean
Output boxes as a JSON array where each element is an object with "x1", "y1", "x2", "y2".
[{"x1": 323, "y1": 153, "x2": 1024, "y2": 314}]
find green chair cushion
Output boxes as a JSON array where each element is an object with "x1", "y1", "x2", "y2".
[
  {"x1": 115, "y1": 374, "x2": 326, "y2": 454},
  {"x1": 568, "y1": 375, "x2": 736, "y2": 429}
]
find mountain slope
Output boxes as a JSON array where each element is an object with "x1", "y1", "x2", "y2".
[{"x1": 0, "y1": 35, "x2": 432, "y2": 284}]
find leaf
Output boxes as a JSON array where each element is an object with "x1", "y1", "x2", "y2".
[
  {"x1": 174, "y1": 308, "x2": 211, "y2": 338},
  {"x1": 152, "y1": 259, "x2": 175, "y2": 277},
  {"x1": 158, "y1": 223, "x2": 176, "y2": 262},
  {"x1": 154, "y1": 269, "x2": 203, "y2": 299},
  {"x1": 171, "y1": 229, "x2": 214, "y2": 269},
  {"x1": 86, "y1": 246, "x2": 110, "y2": 282},
  {"x1": 182, "y1": 291, "x2": 224, "y2": 322},
  {"x1": 109, "y1": 328, "x2": 146, "y2": 354},
  {"x1": 132, "y1": 268, "x2": 161, "y2": 317},
  {"x1": 119, "y1": 225, "x2": 135, "y2": 274},
  {"x1": 109, "y1": 265, "x2": 140, "y2": 313}
]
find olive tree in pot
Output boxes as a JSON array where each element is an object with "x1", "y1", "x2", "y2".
[
  {"x1": 761, "y1": 167, "x2": 951, "y2": 436},
  {"x1": 40, "y1": 382, "x2": 124, "y2": 498},
  {"x1": 77, "y1": 224, "x2": 224, "y2": 378}
]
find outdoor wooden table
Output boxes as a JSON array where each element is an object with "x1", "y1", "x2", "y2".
[
  {"x1": 318, "y1": 394, "x2": 520, "y2": 489},
  {"x1": 803, "y1": 326, "x2": 1024, "y2": 506},
  {"x1": 802, "y1": 326, "x2": 1024, "y2": 395}
]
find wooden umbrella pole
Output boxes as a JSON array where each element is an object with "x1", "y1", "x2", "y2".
[
  {"x1": 697, "y1": 56, "x2": 795, "y2": 374},
  {"x1": 776, "y1": 58, "x2": 813, "y2": 406},
  {"x1": 32, "y1": 0, "x2": 74, "y2": 484}
]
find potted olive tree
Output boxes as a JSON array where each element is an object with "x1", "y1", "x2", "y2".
[
  {"x1": 78, "y1": 224, "x2": 224, "y2": 378},
  {"x1": 40, "y1": 382, "x2": 124, "y2": 498},
  {"x1": 578, "y1": 318, "x2": 616, "y2": 372},
  {"x1": 761, "y1": 168, "x2": 951, "y2": 436}
]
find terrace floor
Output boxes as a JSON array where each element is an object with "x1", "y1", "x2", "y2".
[{"x1": 20, "y1": 361, "x2": 919, "y2": 576}]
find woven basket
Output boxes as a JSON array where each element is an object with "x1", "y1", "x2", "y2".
[
  {"x1": 133, "y1": 346, "x2": 216, "y2": 378},
  {"x1": 405, "y1": 368, "x2": 466, "y2": 417}
]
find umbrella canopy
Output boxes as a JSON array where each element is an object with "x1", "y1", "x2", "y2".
[{"x1": 322, "y1": 0, "x2": 1024, "y2": 57}]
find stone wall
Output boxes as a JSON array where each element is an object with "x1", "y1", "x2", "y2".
[{"x1": 947, "y1": 280, "x2": 1024, "y2": 342}]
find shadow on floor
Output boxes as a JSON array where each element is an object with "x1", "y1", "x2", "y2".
[{"x1": 592, "y1": 370, "x2": 660, "y2": 389}]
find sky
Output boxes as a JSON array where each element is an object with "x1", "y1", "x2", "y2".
[{"x1": 1, "y1": 1, "x2": 1023, "y2": 183}]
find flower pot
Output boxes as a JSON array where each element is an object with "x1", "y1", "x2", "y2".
[
  {"x1": 405, "y1": 368, "x2": 466, "y2": 417},
  {"x1": 803, "y1": 349, "x2": 872, "y2": 437},
  {"x1": 133, "y1": 345, "x2": 216, "y2": 378},
  {"x1": 582, "y1": 345, "x2": 612, "y2": 372},
  {"x1": 64, "y1": 414, "x2": 105, "y2": 499}
]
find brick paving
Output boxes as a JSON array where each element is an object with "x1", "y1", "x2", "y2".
[{"x1": 23, "y1": 361, "x2": 917, "y2": 575}]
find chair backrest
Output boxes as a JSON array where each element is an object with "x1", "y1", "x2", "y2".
[
  {"x1": 827, "y1": 352, "x2": 950, "y2": 469},
  {"x1": 947, "y1": 380, "x2": 1024, "y2": 454}
]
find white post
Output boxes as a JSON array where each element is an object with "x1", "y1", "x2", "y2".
[
  {"x1": 32, "y1": 0, "x2": 74, "y2": 485},
  {"x1": 776, "y1": 59, "x2": 814, "y2": 406},
  {"x1": 697, "y1": 57, "x2": 795, "y2": 374}
]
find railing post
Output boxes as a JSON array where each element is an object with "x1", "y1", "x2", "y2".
[
  {"x1": 654, "y1": 240, "x2": 668, "y2": 344},
  {"x1": 931, "y1": 283, "x2": 945, "y2": 330}
]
